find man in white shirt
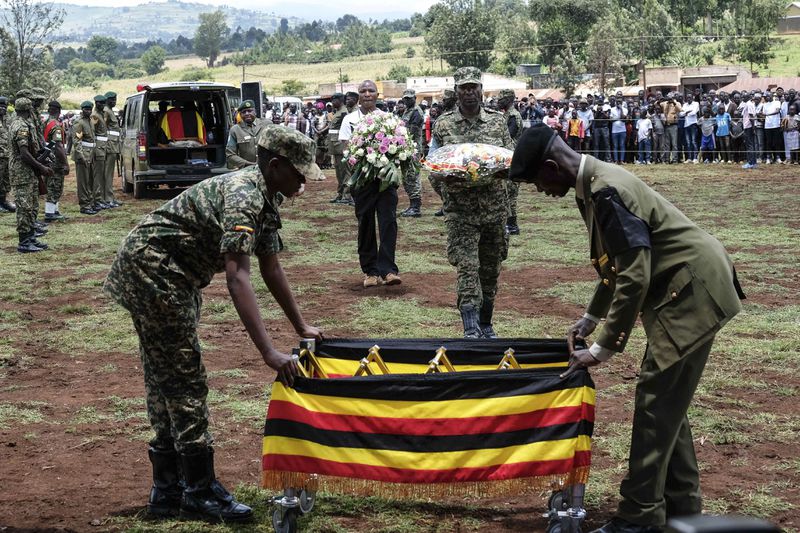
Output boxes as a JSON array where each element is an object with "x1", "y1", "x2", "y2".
[
  {"x1": 740, "y1": 92, "x2": 758, "y2": 169},
  {"x1": 761, "y1": 91, "x2": 783, "y2": 164},
  {"x1": 680, "y1": 94, "x2": 700, "y2": 163},
  {"x1": 752, "y1": 92, "x2": 765, "y2": 163},
  {"x1": 609, "y1": 96, "x2": 627, "y2": 164}
]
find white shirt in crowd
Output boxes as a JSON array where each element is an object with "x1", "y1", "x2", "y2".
[
  {"x1": 338, "y1": 107, "x2": 385, "y2": 142},
  {"x1": 610, "y1": 105, "x2": 627, "y2": 134},
  {"x1": 577, "y1": 109, "x2": 594, "y2": 136},
  {"x1": 683, "y1": 101, "x2": 700, "y2": 126},
  {"x1": 637, "y1": 118, "x2": 652, "y2": 141},
  {"x1": 762, "y1": 100, "x2": 782, "y2": 129}
]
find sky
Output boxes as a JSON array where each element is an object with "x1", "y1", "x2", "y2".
[{"x1": 55, "y1": 0, "x2": 437, "y2": 20}]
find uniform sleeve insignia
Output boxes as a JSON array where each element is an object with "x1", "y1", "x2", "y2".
[{"x1": 232, "y1": 225, "x2": 255, "y2": 234}]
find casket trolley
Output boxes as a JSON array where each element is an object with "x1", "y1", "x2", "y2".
[{"x1": 262, "y1": 338, "x2": 595, "y2": 533}]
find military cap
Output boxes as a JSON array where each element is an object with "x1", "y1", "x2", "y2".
[
  {"x1": 0, "y1": 96, "x2": 7, "y2": 105},
  {"x1": 345, "y1": 91, "x2": 359, "y2": 98},
  {"x1": 14, "y1": 97, "x2": 32, "y2": 111},
  {"x1": 16, "y1": 89, "x2": 32, "y2": 99},
  {"x1": 238, "y1": 99, "x2": 255, "y2": 112},
  {"x1": 48, "y1": 100, "x2": 62, "y2": 109},
  {"x1": 498, "y1": 88, "x2": 515, "y2": 100},
  {"x1": 31, "y1": 87, "x2": 46, "y2": 99},
  {"x1": 94, "y1": 94, "x2": 107, "y2": 103},
  {"x1": 453, "y1": 66, "x2": 482, "y2": 86},
  {"x1": 331, "y1": 92, "x2": 344, "y2": 100},
  {"x1": 402, "y1": 88, "x2": 416, "y2": 98},
  {"x1": 442, "y1": 88, "x2": 455, "y2": 99},
  {"x1": 508, "y1": 125, "x2": 558, "y2": 182},
  {"x1": 104, "y1": 91, "x2": 117, "y2": 98},
  {"x1": 80, "y1": 100, "x2": 93, "y2": 109},
  {"x1": 257, "y1": 124, "x2": 322, "y2": 181}
]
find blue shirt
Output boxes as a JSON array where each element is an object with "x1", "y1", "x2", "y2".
[{"x1": 715, "y1": 113, "x2": 731, "y2": 136}]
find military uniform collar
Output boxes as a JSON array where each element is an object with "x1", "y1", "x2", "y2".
[
  {"x1": 575, "y1": 154, "x2": 591, "y2": 201},
  {"x1": 454, "y1": 106, "x2": 489, "y2": 123}
]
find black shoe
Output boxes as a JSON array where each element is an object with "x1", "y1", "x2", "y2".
[
  {"x1": 460, "y1": 304, "x2": 481, "y2": 338},
  {"x1": 80, "y1": 207, "x2": 98, "y2": 215},
  {"x1": 338, "y1": 196, "x2": 355, "y2": 206},
  {"x1": 479, "y1": 301, "x2": 497, "y2": 338},
  {"x1": 148, "y1": 447, "x2": 183, "y2": 517},
  {"x1": 31, "y1": 238, "x2": 49, "y2": 250},
  {"x1": 330, "y1": 195, "x2": 342, "y2": 203},
  {"x1": 34, "y1": 229, "x2": 48, "y2": 238},
  {"x1": 590, "y1": 517, "x2": 662, "y2": 533},
  {"x1": 111, "y1": 200, "x2": 122, "y2": 207},
  {"x1": 434, "y1": 208, "x2": 445, "y2": 217},
  {"x1": 179, "y1": 448, "x2": 253, "y2": 523},
  {"x1": 17, "y1": 238, "x2": 45, "y2": 253},
  {"x1": 45, "y1": 212, "x2": 66, "y2": 222},
  {"x1": 400, "y1": 206, "x2": 421, "y2": 217},
  {"x1": 34, "y1": 221, "x2": 48, "y2": 230},
  {"x1": 506, "y1": 216, "x2": 520, "y2": 236},
  {"x1": 95, "y1": 202, "x2": 110, "y2": 210},
  {"x1": 0, "y1": 199, "x2": 15, "y2": 212}
]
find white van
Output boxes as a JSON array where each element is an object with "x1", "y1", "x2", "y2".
[{"x1": 268, "y1": 96, "x2": 303, "y2": 115}]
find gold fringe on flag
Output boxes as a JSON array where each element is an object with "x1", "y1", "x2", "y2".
[{"x1": 262, "y1": 466, "x2": 590, "y2": 500}]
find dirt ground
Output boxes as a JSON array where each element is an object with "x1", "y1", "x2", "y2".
[{"x1": 0, "y1": 169, "x2": 798, "y2": 533}]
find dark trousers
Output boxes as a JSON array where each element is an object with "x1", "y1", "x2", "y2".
[
  {"x1": 765, "y1": 128, "x2": 783, "y2": 162},
  {"x1": 353, "y1": 180, "x2": 399, "y2": 277},
  {"x1": 744, "y1": 127, "x2": 756, "y2": 165}
]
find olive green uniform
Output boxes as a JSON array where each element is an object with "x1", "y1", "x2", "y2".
[
  {"x1": 504, "y1": 106, "x2": 523, "y2": 218},
  {"x1": 327, "y1": 106, "x2": 349, "y2": 198},
  {"x1": 431, "y1": 106, "x2": 512, "y2": 312},
  {"x1": 225, "y1": 119, "x2": 265, "y2": 169},
  {"x1": 401, "y1": 105, "x2": 424, "y2": 203},
  {"x1": 575, "y1": 155, "x2": 743, "y2": 527},
  {"x1": 0, "y1": 112, "x2": 10, "y2": 203},
  {"x1": 71, "y1": 116, "x2": 96, "y2": 209},
  {"x1": 103, "y1": 106, "x2": 121, "y2": 203},
  {"x1": 91, "y1": 109, "x2": 108, "y2": 205},
  {"x1": 9, "y1": 115, "x2": 41, "y2": 239}
]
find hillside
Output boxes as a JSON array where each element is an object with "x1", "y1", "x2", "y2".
[{"x1": 50, "y1": 0, "x2": 303, "y2": 42}]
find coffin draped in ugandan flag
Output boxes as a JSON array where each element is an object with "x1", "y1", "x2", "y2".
[{"x1": 262, "y1": 338, "x2": 595, "y2": 499}]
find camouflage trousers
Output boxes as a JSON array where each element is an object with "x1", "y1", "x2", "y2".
[
  {"x1": 129, "y1": 287, "x2": 212, "y2": 453},
  {"x1": 402, "y1": 165, "x2": 422, "y2": 202},
  {"x1": 103, "y1": 155, "x2": 118, "y2": 204},
  {"x1": 446, "y1": 218, "x2": 508, "y2": 310},
  {"x1": 46, "y1": 171, "x2": 65, "y2": 204},
  {"x1": 12, "y1": 176, "x2": 38, "y2": 239},
  {"x1": 329, "y1": 137, "x2": 350, "y2": 197},
  {"x1": 0, "y1": 158, "x2": 9, "y2": 196},
  {"x1": 428, "y1": 174, "x2": 443, "y2": 200},
  {"x1": 506, "y1": 181, "x2": 519, "y2": 218}
]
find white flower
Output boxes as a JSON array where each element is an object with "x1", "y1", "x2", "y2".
[
  {"x1": 399, "y1": 152, "x2": 408, "y2": 161},
  {"x1": 388, "y1": 145, "x2": 398, "y2": 155},
  {"x1": 356, "y1": 148, "x2": 365, "y2": 157},
  {"x1": 379, "y1": 155, "x2": 389, "y2": 166},
  {"x1": 366, "y1": 152, "x2": 377, "y2": 164},
  {"x1": 343, "y1": 150, "x2": 350, "y2": 157}
]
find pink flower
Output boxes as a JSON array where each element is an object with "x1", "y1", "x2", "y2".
[
  {"x1": 365, "y1": 116, "x2": 374, "y2": 125},
  {"x1": 375, "y1": 131, "x2": 385, "y2": 140},
  {"x1": 395, "y1": 137, "x2": 406, "y2": 146},
  {"x1": 348, "y1": 156, "x2": 357, "y2": 166},
  {"x1": 367, "y1": 147, "x2": 374, "y2": 154},
  {"x1": 379, "y1": 144, "x2": 389, "y2": 154}
]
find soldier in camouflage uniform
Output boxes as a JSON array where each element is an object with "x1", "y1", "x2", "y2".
[
  {"x1": 328, "y1": 92, "x2": 356, "y2": 205},
  {"x1": 399, "y1": 88, "x2": 424, "y2": 217},
  {"x1": 497, "y1": 88, "x2": 523, "y2": 235},
  {"x1": 430, "y1": 67, "x2": 513, "y2": 338},
  {"x1": 9, "y1": 98, "x2": 53, "y2": 253},
  {"x1": 91, "y1": 94, "x2": 109, "y2": 210},
  {"x1": 72, "y1": 101, "x2": 97, "y2": 215},
  {"x1": 225, "y1": 100, "x2": 264, "y2": 169},
  {"x1": 103, "y1": 91, "x2": 122, "y2": 207},
  {"x1": 103, "y1": 125, "x2": 322, "y2": 523},
  {"x1": 429, "y1": 88, "x2": 456, "y2": 217},
  {"x1": 43, "y1": 100, "x2": 69, "y2": 222},
  {"x1": 0, "y1": 96, "x2": 16, "y2": 213}
]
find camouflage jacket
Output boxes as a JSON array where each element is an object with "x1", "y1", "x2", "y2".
[
  {"x1": 9, "y1": 116, "x2": 40, "y2": 183},
  {"x1": 104, "y1": 166, "x2": 283, "y2": 310},
  {"x1": 0, "y1": 114, "x2": 9, "y2": 159},
  {"x1": 431, "y1": 106, "x2": 512, "y2": 223},
  {"x1": 505, "y1": 106, "x2": 523, "y2": 144}
]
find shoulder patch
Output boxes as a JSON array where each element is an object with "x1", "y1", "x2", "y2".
[
  {"x1": 593, "y1": 186, "x2": 651, "y2": 256},
  {"x1": 232, "y1": 225, "x2": 255, "y2": 234}
]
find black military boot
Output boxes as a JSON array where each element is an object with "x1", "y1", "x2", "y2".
[
  {"x1": 147, "y1": 446, "x2": 183, "y2": 517},
  {"x1": 17, "y1": 234, "x2": 44, "y2": 253},
  {"x1": 0, "y1": 194, "x2": 15, "y2": 212},
  {"x1": 400, "y1": 198, "x2": 422, "y2": 217},
  {"x1": 460, "y1": 304, "x2": 481, "y2": 338},
  {"x1": 479, "y1": 301, "x2": 497, "y2": 339},
  {"x1": 179, "y1": 448, "x2": 253, "y2": 523},
  {"x1": 434, "y1": 208, "x2": 445, "y2": 217},
  {"x1": 506, "y1": 216, "x2": 520, "y2": 235},
  {"x1": 30, "y1": 237, "x2": 49, "y2": 250}
]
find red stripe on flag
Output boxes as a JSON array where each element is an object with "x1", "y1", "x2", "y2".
[
  {"x1": 263, "y1": 451, "x2": 591, "y2": 483},
  {"x1": 267, "y1": 400, "x2": 594, "y2": 436}
]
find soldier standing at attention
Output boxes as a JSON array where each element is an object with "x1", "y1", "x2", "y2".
[
  {"x1": 43, "y1": 100, "x2": 70, "y2": 222},
  {"x1": 0, "y1": 96, "x2": 16, "y2": 213},
  {"x1": 509, "y1": 126, "x2": 745, "y2": 533},
  {"x1": 399, "y1": 88, "x2": 424, "y2": 217},
  {"x1": 9, "y1": 97, "x2": 53, "y2": 253},
  {"x1": 103, "y1": 91, "x2": 122, "y2": 208},
  {"x1": 91, "y1": 94, "x2": 110, "y2": 210},
  {"x1": 429, "y1": 88, "x2": 457, "y2": 217},
  {"x1": 225, "y1": 100, "x2": 264, "y2": 169},
  {"x1": 72, "y1": 101, "x2": 98, "y2": 215},
  {"x1": 327, "y1": 93, "x2": 352, "y2": 205},
  {"x1": 497, "y1": 88, "x2": 523, "y2": 235},
  {"x1": 430, "y1": 67, "x2": 513, "y2": 338},
  {"x1": 103, "y1": 126, "x2": 322, "y2": 523}
]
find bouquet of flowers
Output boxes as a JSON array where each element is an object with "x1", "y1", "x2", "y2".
[
  {"x1": 423, "y1": 143, "x2": 513, "y2": 187},
  {"x1": 343, "y1": 112, "x2": 419, "y2": 192}
]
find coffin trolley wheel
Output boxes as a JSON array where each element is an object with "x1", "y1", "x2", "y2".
[
  {"x1": 298, "y1": 489, "x2": 316, "y2": 514},
  {"x1": 272, "y1": 508, "x2": 298, "y2": 533},
  {"x1": 546, "y1": 521, "x2": 562, "y2": 533},
  {"x1": 548, "y1": 490, "x2": 567, "y2": 512}
]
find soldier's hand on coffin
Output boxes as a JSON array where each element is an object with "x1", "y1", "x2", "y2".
[
  {"x1": 560, "y1": 348, "x2": 601, "y2": 379},
  {"x1": 263, "y1": 349, "x2": 300, "y2": 387},
  {"x1": 567, "y1": 317, "x2": 597, "y2": 355},
  {"x1": 296, "y1": 323, "x2": 323, "y2": 341}
]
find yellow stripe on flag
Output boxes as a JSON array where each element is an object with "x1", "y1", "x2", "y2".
[{"x1": 317, "y1": 359, "x2": 567, "y2": 376}]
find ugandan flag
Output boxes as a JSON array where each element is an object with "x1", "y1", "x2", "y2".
[
  {"x1": 307, "y1": 338, "x2": 576, "y2": 378},
  {"x1": 160, "y1": 108, "x2": 207, "y2": 143},
  {"x1": 262, "y1": 354, "x2": 594, "y2": 499}
]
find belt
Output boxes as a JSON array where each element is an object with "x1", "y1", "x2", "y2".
[
  {"x1": 96, "y1": 136, "x2": 108, "y2": 141},
  {"x1": 81, "y1": 141, "x2": 96, "y2": 148},
  {"x1": 108, "y1": 131, "x2": 120, "y2": 137}
]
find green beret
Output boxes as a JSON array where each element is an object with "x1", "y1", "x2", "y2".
[
  {"x1": 238, "y1": 99, "x2": 255, "y2": 112},
  {"x1": 93, "y1": 94, "x2": 107, "y2": 103},
  {"x1": 104, "y1": 91, "x2": 117, "y2": 98},
  {"x1": 14, "y1": 97, "x2": 32, "y2": 111},
  {"x1": 80, "y1": 100, "x2": 93, "y2": 109}
]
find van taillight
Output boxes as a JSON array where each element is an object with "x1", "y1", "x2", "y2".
[{"x1": 137, "y1": 131, "x2": 147, "y2": 160}]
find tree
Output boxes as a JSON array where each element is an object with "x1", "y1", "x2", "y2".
[
  {"x1": 140, "y1": 45, "x2": 166, "y2": 75},
  {"x1": 586, "y1": 15, "x2": 623, "y2": 94},
  {"x1": 721, "y1": 0, "x2": 784, "y2": 71},
  {"x1": 279, "y1": 17, "x2": 289, "y2": 35},
  {"x1": 0, "y1": 0, "x2": 64, "y2": 94},
  {"x1": 425, "y1": 0, "x2": 497, "y2": 71},
  {"x1": 194, "y1": 10, "x2": 229, "y2": 68},
  {"x1": 530, "y1": 0, "x2": 601, "y2": 67},
  {"x1": 278, "y1": 79, "x2": 306, "y2": 95},
  {"x1": 336, "y1": 14, "x2": 360, "y2": 33},
  {"x1": 551, "y1": 42, "x2": 583, "y2": 98},
  {"x1": 86, "y1": 35, "x2": 120, "y2": 65}
]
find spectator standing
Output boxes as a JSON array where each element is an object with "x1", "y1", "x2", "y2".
[
  {"x1": 782, "y1": 104, "x2": 799, "y2": 164},
  {"x1": 577, "y1": 99, "x2": 593, "y2": 153},
  {"x1": 651, "y1": 105, "x2": 666, "y2": 163},
  {"x1": 697, "y1": 107, "x2": 716, "y2": 163},
  {"x1": 567, "y1": 109, "x2": 584, "y2": 152},
  {"x1": 609, "y1": 96, "x2": 627, "y2": 164},
  {"x1": 761, "y1": 91, "x2": 783, "y2": 164},
  {"x1": 681, "y1": 93, "x2": 699, "y2": 163},
  {"x1": 752, "y1": 92, "x2": 765, "y2": 163},
  {"x1": 741, "y1": 92, "x2": 757, "y2": 169},
  {"x1": 659, "y1": 93, "x2": 681, "y2": 164},
  {"x1": 593, "y1": 97, "x2": 611, "y2": 162},
  {"x1": 545, "y1": 107, "x2": 561, "y2": 131},
  {"x1": 714, "y1": 105, "x2": 732, "y2": 163},
  {"x1": 636, "y1": 109, "x2": 652, "y2": 164}
]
